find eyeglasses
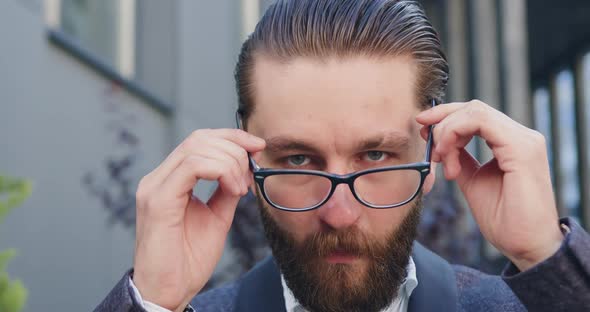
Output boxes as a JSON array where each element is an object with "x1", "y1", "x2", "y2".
[{"x1": 236, "y1": 99, "x2": 436, "y2": 212}]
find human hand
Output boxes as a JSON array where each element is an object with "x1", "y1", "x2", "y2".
[
  {"x1": 132, "y1": 129, "x2": 265, "y2": 310},
  {"x1": 416, "y1": 100, "x2": 564, "y2": 271}
]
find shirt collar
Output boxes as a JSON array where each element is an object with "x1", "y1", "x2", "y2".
[{"x1": 281, "y1": 256, "x2": 418, "y2": 312}]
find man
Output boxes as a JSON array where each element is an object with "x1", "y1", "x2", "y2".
[{"x1": 95, "y1": 1, "x2": 590, "y2": 311}]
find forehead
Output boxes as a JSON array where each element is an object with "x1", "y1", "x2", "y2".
[{"x1": 247, "y1": 55, "x2": 420, "y2": 150}]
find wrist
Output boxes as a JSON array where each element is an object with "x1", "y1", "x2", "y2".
[
  {"x1": 133, "y1": 270, "x2": 187, "y2": 311},
  {"x1": 510, "y1": 225, "x2": 565, "y2": 271}
]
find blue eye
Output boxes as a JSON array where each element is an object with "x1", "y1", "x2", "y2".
[
  {"x1": 287, "y1": 155, "x2": 310, "y2": 166},
  {"x1": 365, "y1": 151, "x2": 386, "y2": 161}
]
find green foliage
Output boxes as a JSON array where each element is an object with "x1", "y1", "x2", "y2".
[
  {"x1": 0, "y1": 177, "x2": 31, "y2": 222},
  {"x1": 0, "y1": 176, "x2": 30, "y2": 312}
]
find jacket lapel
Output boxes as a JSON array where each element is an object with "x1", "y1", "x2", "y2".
[
  {"x1": 234, "y1": 256, "x2": 286, "y2": 312},
  {"x1": 233, "y1": 243, "x2": 457, "y2": 312},
  {"x1": 408, "y1": 242, "x2": 458, "y2": 312}
]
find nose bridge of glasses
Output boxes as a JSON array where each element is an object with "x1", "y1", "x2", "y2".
[
  {"x1": 328, "y1": 171, "x2": 357, "y2": 190},
  {"x1": 324, "y1": 179, "x2": 360, "y2": 209}
]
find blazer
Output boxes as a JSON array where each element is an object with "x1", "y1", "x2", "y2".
[{"x1": 95, "y1": 218, "x2": 590, "y2": 312}]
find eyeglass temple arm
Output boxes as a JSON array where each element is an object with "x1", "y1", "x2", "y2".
[
  {"x1": 235, "y1": 110, "x2": 260, "y2": 171},
  {"x1": 424, "y1": 99, "x2": 437, "y2": 163}
]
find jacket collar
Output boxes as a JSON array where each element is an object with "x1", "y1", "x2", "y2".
[
  {"x1": 234, "y1": 242, "x2": 457, "y2": 312},
  {"x1": 234, "y1": 256, "x2": 285, "y2": 312},
  {"x1": 407, "y1": 243, "x2": 458, "y2": 312}
]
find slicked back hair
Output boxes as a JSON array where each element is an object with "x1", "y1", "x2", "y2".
[{"x1": 235, "y1": 0, "x2": 449, "y2": 126}]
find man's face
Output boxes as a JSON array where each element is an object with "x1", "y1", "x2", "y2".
[{"x1": 247, "y1": 55, "x2": 435, "y2": 312}]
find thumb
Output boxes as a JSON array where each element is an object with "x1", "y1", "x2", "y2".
[
  {"x1": 207, "y1": 186, "x2": 241, "y2": 228},
  {"x1": 455, "y1": 148, "x2": 481, "y2": 192}
]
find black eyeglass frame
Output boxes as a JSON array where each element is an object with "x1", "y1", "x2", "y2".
[{"x1": 235, "y1": 99, "x2": 437, "y2": 212}]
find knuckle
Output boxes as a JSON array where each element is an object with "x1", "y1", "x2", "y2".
[
  {"x1": 516, "y1": 130, "x2": 547, "y2": 164},
  {"x1": 469, "y1": 99, "x2": 486, "y2": 107},
  {"x1": 228, "y1": 159, "x2": 241, "y2": 176},
  {"x1": 219, "y1": 128, "x2": 239, "y2": 138},
  {"x1": 466, "y1": 100, "x2": 488, "y2": 117},
  {"x1": 530, "y1": 129, "x2": 545, "y2": 142},
  {"x1": 231, "y1": 128, "x2": 244, "y2": 135},
  {"x1": 135, "y1": 176, "x2": 150, "y2": 203},
  {"x1": 232, "y1": 150, "x2": 245, "y2": 169},
  {"x1": 529, "y1": 130, "x2": 547, "y2": 150},
  {"x1": 180, "y1": 137, "x2": 198, "y2": 152},
  {"x1": 184, "y1": 155, "x2": 203, "y2": 169},
  {"x1": 433, "y1": 121, "x2": 445, "y2": 138},
  {"x1": 189, "y1": 129, "x2": 203, "y2": 139},
  {"x1": 188, "y1": 128, "x2": 212, "y2": 142},
  {"x1": 237, "y1": 146, "x2": 248, "y2": 158},
  {"x1": 143, "y1": 196, "x2": 162, "y2": 216},
  {"x1": 179, "y1": 155, "x2": 206, "y2": 178},
  {"x1": 238, "y1": 148, "x2": 249, "y2": 168},
  {"x1": 231, "y1": 128, "x2": 246, "y2": 136},
  {"x1": 195, "y1": 128, "x2": 212, "y2": 135}
]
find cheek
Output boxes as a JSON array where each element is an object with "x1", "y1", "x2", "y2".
[
  {"x1": 268, "y1": 209, "x2": 320, "y2": 242},
  {"x1": 364, "y1": 206, "x2": 410, "y2": 237}
]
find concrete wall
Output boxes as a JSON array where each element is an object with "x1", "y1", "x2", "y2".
[
  {"x1": 0, "y1": 0, "x2": 247, "y2": 310},
  {"x1": 0, "y1": 1, "x2": 171, "y2": 311}
]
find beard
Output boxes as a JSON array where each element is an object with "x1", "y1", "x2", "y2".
[{"x1": 257, "y1": 193, "x2": 422, "y2": 312}]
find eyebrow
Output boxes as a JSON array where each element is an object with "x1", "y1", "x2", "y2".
[
  {"x1": 263, "y1": 132, "x2": 411, "y2": 155},
  {"x1": 354, "y1": 132, "x2": 410, "y2": 152},
  {"x1": 264, "y1": 137, "x2": 322, "y2": 154}
]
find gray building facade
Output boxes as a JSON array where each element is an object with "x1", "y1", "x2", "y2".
[{"x1": 0, "y1": 0, "x2": 589, "y2": 311}]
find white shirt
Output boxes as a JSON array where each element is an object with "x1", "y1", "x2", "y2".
[{"x1": 131, "y1": 257, "x2": 418, "y2": 312}]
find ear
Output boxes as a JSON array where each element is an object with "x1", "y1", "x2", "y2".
[{"x1": 422, "y1": 162, "x2": 437, "y2": 194}]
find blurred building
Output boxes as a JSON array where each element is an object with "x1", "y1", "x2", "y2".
[
  {"x1": 419, "y1": 0, "x2": 590, "y2": 265},
  {"x1": 0, "y1": 0, "x2": 589, "y2": 311}
]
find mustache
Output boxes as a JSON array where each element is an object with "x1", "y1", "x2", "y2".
[{"x1": 299, "y1": 227, "x2": 381, "y2": 259}]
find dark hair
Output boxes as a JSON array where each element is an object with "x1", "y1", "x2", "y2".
[{"x1": 235, "y1": 0, "x2": 449, "y2": 126}]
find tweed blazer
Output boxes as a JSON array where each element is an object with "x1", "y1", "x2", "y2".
[{"x1": 95, "y1": 218, "x2": 590, "y2": 312}]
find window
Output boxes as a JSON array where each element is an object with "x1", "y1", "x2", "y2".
[
  {"x1": 45, "y1": 0, "x2": 174, "y2": 113},
  {"x1": 48, "y1": 0, "x2": 135, "y2": 78},
  {"x1": 554, "y1": 70, "x2": 581, "y2": 219}
]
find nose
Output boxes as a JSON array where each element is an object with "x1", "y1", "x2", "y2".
[{"x1": 317, "y1": 183, "x2": 362, "y2": 230}]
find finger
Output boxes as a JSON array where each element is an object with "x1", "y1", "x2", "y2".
[
  {"x1": 195, "y1": 146, "x2": 247, "y2": 194},
  {"x1": 441, "y1": 148, "x2": 462, "y2": 180},
  {"x1": 420, "y1": 125, "x2": 429, "y2": 141},
  {"x1": 431, "y1": 101, "x2": 514, "y2": 153},
  {"x1": 145, "y1": 129, "x2": 264, "y2": 190},
  {"x1": 433, "y1": 111, "x2": 475, "y2": 156},
  {"x1": 455, "y1": 148, "x2": 481, "y2": 190},
  {"x1": 178, "y1": 140, "x2": 249, "y2": 192},
  {"x1": 206, "y1": 138, "x2": 251, "y2": 185},
  {"x1": 432, "y1": 112, "x2": 478, "y2": 180},
  {"x1": 138, "y1": 146, "x2": 184, "y2": 192},
  {"x1": 428, "y1": 108, "x2": 482, "y2": 180},
  {"x1": 162, "y1": 155, "x2": 244, "y2": 202},
  {"x1": 208, "y1": 129, "x2": 266, "y2": 152},
  {"x1": 432, "y1": 151, "x2": 442, "y2": 163},
  {"x1": 416, "y1": 102, "x2": 467, "y2": 125},
  {"x1": 206, "y1": 185, "x2": 241, "y2": 226},
  {"x1": 171, "y1": 144, "x2": 246, "y2": 194}
]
